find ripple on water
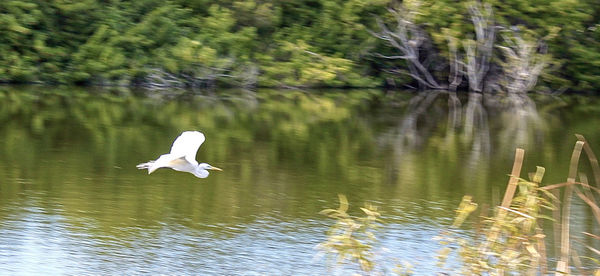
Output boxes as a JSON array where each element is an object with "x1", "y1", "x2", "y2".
[{"x1": 0, "y1": 195, "x2": 464, "y2": 275}]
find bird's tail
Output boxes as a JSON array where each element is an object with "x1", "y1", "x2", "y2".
[{"x1": 136, "y1": 161, "x2": 155, "y2": 174}]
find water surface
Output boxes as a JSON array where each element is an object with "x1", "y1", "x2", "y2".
[{"x1": 0, "y1": 87, "x2": 599, "y2": 274}]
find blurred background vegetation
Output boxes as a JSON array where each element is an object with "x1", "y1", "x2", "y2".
[{"x1": 0, "y1": 0, "x2": 598, "y2": 91}]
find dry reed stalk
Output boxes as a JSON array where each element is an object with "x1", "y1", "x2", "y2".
[
  {"x1": 502, "y1": 148, "x2": 525, "y2": 208},
  {"x1": 571, "y1": 249, "x2": 584, "y2": 274},
  {"x1": 583, "y1": 232, "x2": 600, "y2": 240},
  {"x1": 555, "y1": 140, "x2": 584, "y2": 275},
  {"x1": 551, "y1": 188, "x2": 561, "y2": 259},
  {"x1": 578, "y1": 174, "x2": 600, "y2": 225},
  {"x1": 576, "y1": 134, "x2": 600, "y2": 189},
  {"x1": 532, "y1": 166, "x2": 545, "y2": 184},
  {"x1": 480, "y1": 148, "x2": 525, "y2": 255},
  {"x1": 575, "y1": 135, "x2": 600, "y2": 267},
  {"x1": 580, "y1": 241, "x2": 600, "y2": 256},
  {"x1": 536, "y1": 227, "x2": 548, "y2": 275},
  {"x1": 574, "y1": 189, "x2": 600, "y2": 226},
  {"x1": 532, "y1": 166, "x2": 548, "y2": 274},
  {"x1": 542, "y1": 181, "x2": 600, "y2": 193}
]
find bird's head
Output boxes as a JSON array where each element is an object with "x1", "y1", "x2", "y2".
[
  {"x1": 193, "y1": 163, "x2": 223, "y2": 178},
  {"x1": 199, "y1": 163, "x2": 222, "y2": 171}
]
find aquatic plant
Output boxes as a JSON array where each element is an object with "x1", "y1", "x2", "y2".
[
  {"x1": 438, "y1": 134, "x2": 600, "y2": 274},
  {"x1": 317, "y1": 194, "x2": 382, "y2": 273},
  {"x1": 321, "y1": 134, "x2": 600, "y2": 275}
]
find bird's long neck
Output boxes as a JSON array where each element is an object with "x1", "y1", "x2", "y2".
[{"x1": 193, "y1": 165, "x2": 209, "y2": 178}]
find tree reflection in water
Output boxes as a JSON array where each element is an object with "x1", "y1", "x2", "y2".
[{"x1": 386, "y1": 90, "x2": 552, "y2": 195}]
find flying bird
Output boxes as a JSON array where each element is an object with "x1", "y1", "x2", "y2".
[{"x1": 137, "y1": 131, "x2": 222, "y2": 178}]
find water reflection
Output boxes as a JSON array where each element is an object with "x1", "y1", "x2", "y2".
[
  {"x1": 391, "y1": 91, "x2": 546, "y2": 159},
  {"x1": 386, "y1": 90, "x2": 570, "y2": 192},
  {"x1": 0, "y1": 86, "x2": 599, "y2": 274}
]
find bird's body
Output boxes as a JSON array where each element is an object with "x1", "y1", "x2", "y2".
[{"x1": 137, "y1": 131, "x2": 222, "y2": 178}]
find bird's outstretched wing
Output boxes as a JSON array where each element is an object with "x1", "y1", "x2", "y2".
[{"x1": 169, "y1": 131, "x2": 206, "y2": 163}]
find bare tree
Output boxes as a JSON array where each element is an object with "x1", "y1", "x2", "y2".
[
  {"x1": 372, "y1": 1, "x2": 548, "y2": 96},
  {"x1": 143, "y1": 68, "x2": 187, "y2": 89},
  {"x1": 370, "y1": 3, "x2": 445, "y2": 90},
  {"x1": 371, "y1": 1, "x2": 497, "y2": 93},
  {"x1": 498, "y1": 32, "x2": 547, "y2": 94},
  {"x1": 447, "y1": 35, "x2": 463, "y2": 92},
  {"x1": 464, "y1": 2, "x2": 496, "y2": 93},
  {"x1": 141, "y1": 58, "x2": 259, "y2": 90}
]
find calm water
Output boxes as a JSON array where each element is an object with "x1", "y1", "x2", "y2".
[{"x1": 0, "y1": 86, "x2": 599, "y2": 274}]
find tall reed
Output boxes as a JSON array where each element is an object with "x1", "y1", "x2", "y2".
[
  {"x1": 320, "y1": 135, "x2": 600, "y2": 275},
  {"x1": 437, "y1": 135, "x2": 600, "y2": 275}
]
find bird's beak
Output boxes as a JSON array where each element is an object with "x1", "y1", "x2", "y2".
[{"x1": 209, "y1": 166, "x2": 223, "y2": 171}]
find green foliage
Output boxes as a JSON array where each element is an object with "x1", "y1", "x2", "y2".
[
  {"x1": 258, "y1": 40, "x2": 375, "y2": 87},
  {"x1": 0, "y1": 0, "x2": 386, "y2": 87},
  {"x1": 0, "y1": 0, "x2": 598, "y2": 90}
]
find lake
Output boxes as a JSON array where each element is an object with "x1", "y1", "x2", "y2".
[{"x1": 0, "y1": 86, "x2": 599, "y2": 274}]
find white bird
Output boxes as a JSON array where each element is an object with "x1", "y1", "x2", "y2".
[{"x1": 136, "y1": 131, "x2": 222, "y2": 178}]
